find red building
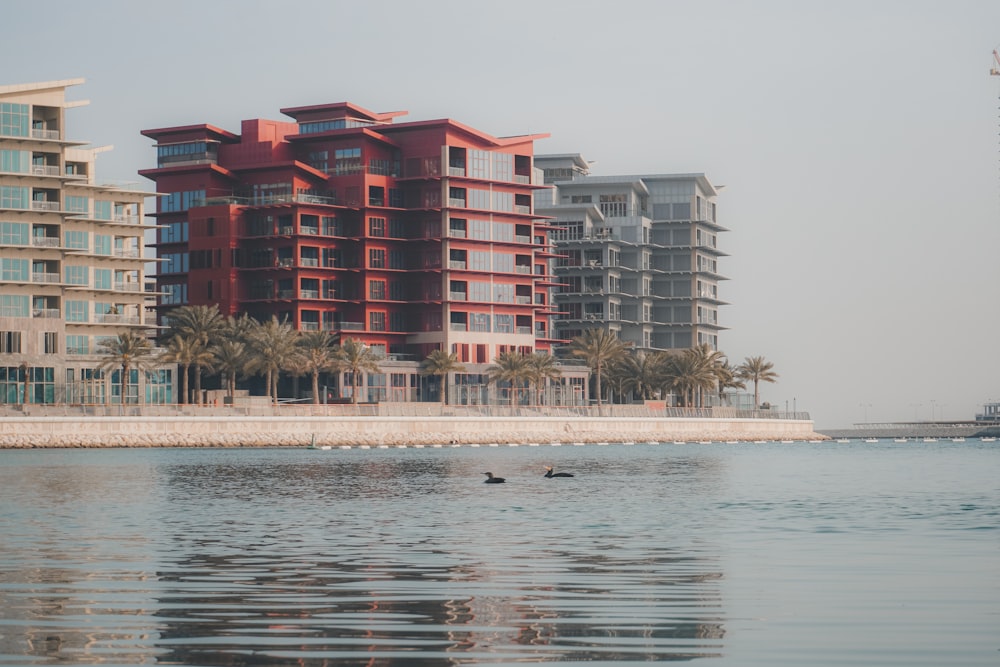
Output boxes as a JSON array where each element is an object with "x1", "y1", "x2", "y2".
[{"x1": 141, "y1": 102, "x2": 569, "y2": 400}]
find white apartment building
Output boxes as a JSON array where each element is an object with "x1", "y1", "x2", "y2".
[
  {"x1": 0, "y1": 79, "x2": 168, "y2": 405},
  {"x1": 535, "y1": 154, "x2": 727, "y2": 352}
]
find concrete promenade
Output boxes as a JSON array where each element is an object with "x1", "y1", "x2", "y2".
[{"x1": 0, "y1": 411, "x2": 821, "y2": 448}]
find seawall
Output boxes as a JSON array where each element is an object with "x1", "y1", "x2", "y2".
[{"x1": 0, "y1": 415, "x2": 822, "y2": 448}]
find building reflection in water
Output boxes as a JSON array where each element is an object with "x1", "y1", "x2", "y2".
[{"x1": 151, "y1": 453, "x2": 726, "y2": 665}]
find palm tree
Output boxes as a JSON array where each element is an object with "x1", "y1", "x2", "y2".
[
  {"x1": 568, "y1": 328, "x2": 629, "y2": 408},
  {"x1": 332, "y1": 337, "x2": 382, "y2": 404},
  {"x1": 486, "y1": 350, "x2": 532, "y2": 406},
  {"x1": 419, "y1": 349, "x2": 465, "y2": 406},
  {"x1": 525, "y1": 352, "x2": 562, "y2": 405},
  {"x1": 157, "y1": 335, "x2": 212, "y2": 404},
  {"x1": 715, "y1": 358, "x2": 746, "y2": 405},
  {"x1": 97, "y1": 330, "x2": 155, "y2": 406},
  {"x1": 666, "y1": 349, "x2": 718, "y2": 408},
  {"x1": 737, "y1": 356, "x2": 779, "y2": 409},
  {"x1": 245, "y1": 316, "x2": 301, "y2": 404},
  {"x1": 688, "y1": 343, "x2": 726, "y2": 407},
  {"x1": 164, "y1": 304, "x2": 225, "y2": 405},
  {"x1": 212, "y1": 338, "x2": 249, "y2": 403},
  {"x1": 613, "y1": 351, "x2": 667, "y2": 402},
  {"x1": 294, "y1": 330, "x2": 338, "y2": 404}
]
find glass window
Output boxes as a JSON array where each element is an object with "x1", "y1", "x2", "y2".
[
  {"x1": 94, "y1": 234, "x2": 111, "y2": 255},
  {"x1": 65, "y1": 265, "x2": 88, "y2": 285},
  {"x1": 64, "y1": 230, "x2": 88, "y2": 250},
  {"x1": 94, "y1": 268, "x2": 112, "y2": 290},
  {"x1": 0, "y1": 185, "x2": 29, "y2": 209},
  {"x1": 0, "y1": 221, "x2": 28, "y2": 245},
  {"x1": 0, "y1": 149, "x2": 29, "y2": 173},
  {"x1": 65, "y1": 195, "x2": 89, "y2": 214},
  {"x1": 66, "y1": 300, "x2": 88, "y2": 322},
  {"x1": 1, "y1": 258, "x2": 28, "y2": 281},
  {"x1": 93, "y1": 200, "x2": 112, "y2": 220},
  {"x1": 0, "y1": 103, "x2": 29, "y2": 137}
]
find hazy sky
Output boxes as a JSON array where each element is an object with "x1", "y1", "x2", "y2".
[{"x1": 7, "y1": 0, "x2": 1000, "y2": 428}]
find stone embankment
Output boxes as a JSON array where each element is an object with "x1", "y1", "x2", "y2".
[{"x1": 0, "y1": 415, "x2": 823, "y2": 448}]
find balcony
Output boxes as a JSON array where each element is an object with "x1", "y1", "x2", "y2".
[
  {"x1": 32, "y1": 308, "x2": 60, "y2": 319},
  {"x1": 31, "y1": 272, "x2": 60, "y2": 284},
  {"x1": 31, "y1": 201, "x2": 60, "y2": 212},
  {"x1": 31, "y1": 128, "x2": 60, "y2": 140},
  {"x1": 449, "y1": 292, "x2": 467, "y2": 301},
  {"x1": 449, "y1": 261, "x2": 466, "y2": 270},
  {"x1": 112, "y1": 214, "x2": 140, "y2": 224},
  {"x1": 300, "y1": 289, "x2": 319, "y2": 299},
  {"x1": 448, "y1": 198, "x2": 466, "y2": 208},
  {"x1": 31, "y1": 237, "x2": 60, "y2": 248},
  {"x1": 30, "y1": 165, "x2": 60, "y2": 176},
  {"x1": 301, "y1": 321, "x2": 320, "y2": 331},
  {"x1": 448, "y1": 167, "x2": 465, "y2": 177},
  {"x1": 114, "y1": 282, "x2": 142, "y2": 292},
  {"x1": 514, "y1": 205, "x2": 531, "y2": 215},
  {"x1": 450, "y1": 323, "x2": 467, "y2": 331},
  {"x1": 113, "y1": 248, "x2": 141, "y2": 258},
  {"x1": 300, "y1": 258, "x2": 319, "y2": 267},
  {"x1": 516, "y1": 326, "x2": 532, "y2": 335},
  {"x1": 94, "y1": 313, "x2": 141, "y2": 325}
]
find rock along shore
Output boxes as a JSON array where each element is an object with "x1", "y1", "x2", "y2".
[{"x1": 0, "y1": 415, "x2": 824, "y2": 449}]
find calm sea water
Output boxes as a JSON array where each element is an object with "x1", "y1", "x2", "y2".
[{"x1": 0, "y1": 440, "x2": 997, "y2": 666}]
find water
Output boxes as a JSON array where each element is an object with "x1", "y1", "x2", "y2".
[{"x1": 0, "y1": 440, "x2": 997, "y2": 666}]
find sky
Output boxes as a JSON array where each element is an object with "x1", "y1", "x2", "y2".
[{"x1": 6, "y1": 0, "x2": 1000, "y2": 429}]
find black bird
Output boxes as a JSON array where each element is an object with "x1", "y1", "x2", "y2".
[
  {"x1": 483, "y1": 472, "x2": 506, "y2": 484},
  {"x1": 544, "y1": 466, "x2": 574, "y2": 478}
]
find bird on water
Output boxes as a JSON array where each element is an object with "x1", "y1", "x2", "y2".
[
  {"x1": 483, "y1": 472, "x2": 506, "y2": 483},
  {"x1": 544, "y1": 466, "x2": 574, "y2": 478}
]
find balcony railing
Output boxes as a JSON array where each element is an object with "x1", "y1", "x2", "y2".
[
  {"x1": 32, "y1": 128, "x2": 60, "y2": 140},
  {"x1": 449, "y1": 292, "x2": 467, "y2": 301},
  {"x1": 113, "y1": 248, "x2": 141, "y2": 258},
  {"x1": 32, "y1": 308, "x2": 60, "y2": 318},
  {"x1": 29, "y1": 272, "x2": 59, "y2": 284},
  {"x1": 94, "y1": 314, "x2": 141, "y2": 325},
  {"x1": 31, "y1": 165, "x2": 60, "y2": 176},
  {"x1": 114, "y1": 282, "x2": 142, "y2": 292},
  {"x1": 31, "y1": 201, "x2": 60, "y2": 211},
  {"x1": 300, "y1": 290, "x2": 319, "y2": 299},
  {"x1": 449, "y1": 261, "x2": 466, "y2": 270},
  {"x1": 450, "y1": 323, "x2": 467, "y2": 331},
  {"x1": 448, "y1": 198, "x2": 466, "y2": 208},
  {"x1": 31, "y1": 237, "x2": 60, "y2": 248}
]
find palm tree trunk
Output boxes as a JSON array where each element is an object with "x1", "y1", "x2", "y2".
[
  {"x1": 121, "y1": 363, "x2": 129, "y2": 406},
  {"x1": 193, "y1": 368, "x2": 202, "y2": 405},
  {"x1": 311, "y1": 371, "x2": 320, "y2": 404},
  {"x1": 441, "y1": 374, "x2": 448, "y2": 406},
  {"x1": 178, "y1": 364, "x2": 189, "y2": 404}
]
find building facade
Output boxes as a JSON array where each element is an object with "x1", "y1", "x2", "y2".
[
  {"x1": 141, "y1": 103, "x2": 586, "y2": 403},
  {"x1": 0, "y1": 79, "x2": 166, "y2": 405},
  {"x1": 535, "y1": 155, "x2": 727, "y2": 353}
]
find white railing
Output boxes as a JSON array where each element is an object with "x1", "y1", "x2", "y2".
[
  {"x1": 31, "y1": 201, "x2": 60, "y2": 211},
  {"x1": 31, "y1": 165, "x2": 60, "y2": 176},
  {"x1": 32, "y1": 308, "x2": 60, "y2": 318},
  {"x1": 113, "y1": 248, "x2": 141, "y2": 258},
  {"x1": 112, "y1": 215, "x2": 140, "y2": 224},
  {"x1": 31, "y1": 272, "x2": 60, "y2": 284},
  {"x1": 31, "y1": 128, "x2": 60, "y2": 140},
  {"x1": 32, "y1": 237, "x2": 60, "y2": 247},
  {"x1": 114, "y1": 282, "x2": 142, "y2": 292}
]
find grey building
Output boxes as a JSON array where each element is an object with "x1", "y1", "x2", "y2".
[{"x1": 535, "y1": 155, "x2": 727, "y2": 352}]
